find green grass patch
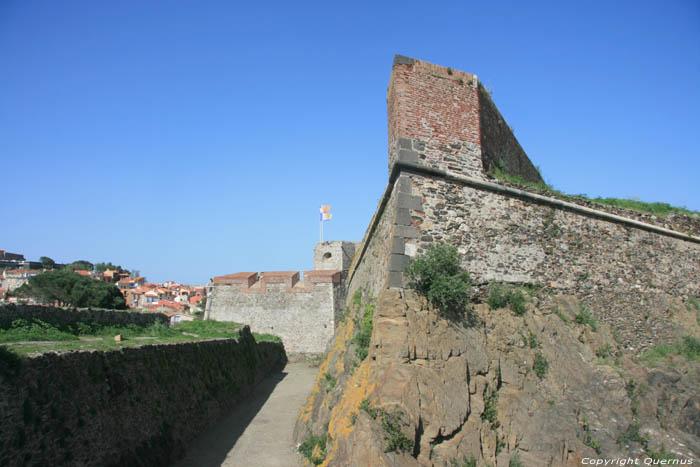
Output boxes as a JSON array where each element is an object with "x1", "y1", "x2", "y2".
[
  {"x1": 352, "y1": 302, "x2": 375, "y2": 361},
  {"x1": 490, "y1": 162, "x2": 698, "y2": 217},
  {"x1": 0, "y1": 318, "x2": 280, "y2": 356},
  {"x1": 640, "y1": 336, "x2": 700, "y2": 365},
  {"x1": 323, "y1": 372, "x2": 337, "y2": 392},
  {"x1": 553, "y1": 307, "x2": 569, "y2": 323},
  {"x1": 646, "y1": 444, "x2": 675, "y2": 462}
]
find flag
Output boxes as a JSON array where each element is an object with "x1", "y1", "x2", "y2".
[{"x1": 320, "y1": 205, "x2": 332, "y2": 221}]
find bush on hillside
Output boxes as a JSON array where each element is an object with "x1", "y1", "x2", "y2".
[{"x1": 404, "y1": 243, "x2": 471, "y2": 319}]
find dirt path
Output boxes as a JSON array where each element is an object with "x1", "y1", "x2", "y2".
[{"x1": 175, "y1": 362, "x2": 318, "y2": 467}]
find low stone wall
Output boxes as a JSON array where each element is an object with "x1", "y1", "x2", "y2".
[
  {"x1": 0, "y1": 304, "x2": 169, "y2": 329},
  {"x1": 0, "y1": 326, "x2": 286, "y2": 467}
]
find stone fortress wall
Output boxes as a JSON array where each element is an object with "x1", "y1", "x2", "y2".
[
  {"x1": 0, "y1": 318, "x2": 285, "y2": 467},
  {"x1": 205, "y1": 241, "x2": 358, "y2": 354},
  {"x1": 346, "y1": 55, "x2": 700, "y2": 349}
]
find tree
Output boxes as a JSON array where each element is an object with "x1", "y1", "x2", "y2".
[
  {"x1": 66, "y1": 260, "x2": 94, "y2": 272},
  {"x1": 95, "y1": 262, "x2": 127, "y2": 273},
  {"x1": 39, "y1": 256, "x2": 56, "y2": 269},
  {"x1": 14, "y1": 270, "x2": 127, "y2": 309}
]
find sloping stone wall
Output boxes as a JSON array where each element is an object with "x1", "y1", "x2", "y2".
[
  {"x1": 399, "y1": 170, "x2": 700, "y2": 348},
  {"x1": 0, "y1": 327, "x2": 285, "y2": 467},
  {"x1": 343, "y1": 56, "x2": 700, "y2": 349}
]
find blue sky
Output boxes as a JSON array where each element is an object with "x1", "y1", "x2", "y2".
[{"x1": 2, "y1": 1, "x2": 699, "y2": 284}]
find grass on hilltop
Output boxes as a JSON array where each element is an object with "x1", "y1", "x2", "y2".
[
  {"x1": 490, "y1": 164, "x2": 699, "y2": 218},
  {"x1": 0, "y1": 318, "x2": 280, "y2": 356}
]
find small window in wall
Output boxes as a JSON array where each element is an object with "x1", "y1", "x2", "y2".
[{"x1": 323, "y1": 252, "x2": 332, "y2": 260}]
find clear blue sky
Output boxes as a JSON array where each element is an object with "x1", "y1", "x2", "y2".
[{"x1": 2, "y1": 1, "x2": 699, "y2": 284}]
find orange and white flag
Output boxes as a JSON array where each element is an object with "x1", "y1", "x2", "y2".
[{"x1": 320, "y1": 205, "x2": 332, "y2": 221}]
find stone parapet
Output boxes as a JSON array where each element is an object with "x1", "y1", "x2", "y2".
[{"x1": 210, "y1": 270, "x2": 340, "y2": 294}]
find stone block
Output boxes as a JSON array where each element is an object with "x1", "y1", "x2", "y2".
[
  {"x1": 396, "y1": 176, "x2": 412, "y2": 194},
  {"x1": 389, "y1": 254, "x2": 410, "y2": 272},
  {"x1": 387, "y1": 271, "x2": 404, "y2": 289},
  {"x1": 398, "y1": 137, "x2": 412, "y2": 150},
  {"x1": 394, "y1": 225, "x2": 419, "y2": 239},
  {"x1": 391, "y1": 236, "x2": 405, "y2": 254},
  {"x1": 397, "y1": 193, "x2": 423, "y2": 210},
  {"x1": 396, "y1": 208, "x2": 412, "y2": 226},
  {"x1": 397, "y1": 149, "x2": 419, "y2": 164},
  {"x1": 393, "y1": 55, "x2": 416, "y2": 66}
]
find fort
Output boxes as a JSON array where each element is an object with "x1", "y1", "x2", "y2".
[
  {"x1": 205, "y1": 241, "x2": 358, "y2": 354},
  {"x1": 295, "y1": 56, "x2": 700, "y2": 466},
  {"x1": 209, "y1": 55, "x2": 700, "y2": 354}
]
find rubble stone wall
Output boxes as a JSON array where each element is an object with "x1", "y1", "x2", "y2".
[
  {"x1": 0, "y1": 304, "x2": 168, "y2": 329},
  {"x1": 0, "y1": 327, "x2": 286, "y2": 467}
]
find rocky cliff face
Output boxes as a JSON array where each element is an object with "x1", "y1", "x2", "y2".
[{"x1": 294, "y1": 288, "x2": 700, "y2": 466}]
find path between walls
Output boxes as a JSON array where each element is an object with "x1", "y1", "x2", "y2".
[{"x1": 175, "y1": 362, "x2": 318, "y2": 467}]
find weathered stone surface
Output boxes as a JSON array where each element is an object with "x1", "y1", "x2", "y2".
[
  {"x1": 296, "y1": 289, "x2": 700, "y2": 466},
  {"x1": 1, "y1": 327, "x2": 286, "y2": 467}
]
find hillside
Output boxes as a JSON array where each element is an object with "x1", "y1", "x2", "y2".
[{"x1": 295, "y1": 288, "x2": 700, "y2": 465}]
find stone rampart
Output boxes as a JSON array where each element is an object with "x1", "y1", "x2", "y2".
[
  {"x1": 344, "y1": 56, "x2": 700, "y2": 348},
  {"x1": 0, "y1": 304, "x2": 169, "y2": 329},
  {"x1": 0, "y1": 326, "x2": 286, "y2": 467},
  {"x1": 206, "y1": 269, "x2": 344, "y2": 354}
]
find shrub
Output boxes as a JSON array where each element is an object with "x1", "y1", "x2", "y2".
[
  {"x1": 381, "y1": 411, "x2": 414, "y2": 453},
  {"x1": 481, "y1": 383, "x2": 498, "y2": 423},
  {"x1": 405, "y1": 243, "x2": 471, "y2": 319},
  {"x1": 508, "y1": 289, "x2": 527, "y2": 316},
  {"x1": 533, "y1": 353, "x2": 548, "y2": 380},
  {"x1": 527, "y1": 330, "x2": 539, "y2": 349},
  {"x1": 450, "y1": 455, "x2": 477, "y2": 467},
  {"x1": 596, "y1": 343, "x2": 614, "y2": 359},
  {"x1": 488, "y1": 284, "x2": 527, "y2": 315},
  {"x1": 298, "y1": 432, "x2": 328, "y2": 465},
  {"x1": 574, "y1": 304, "x2": 597, "y2": 331},
  {"x1": 488, "y1": 284, "x2": 508, "y2": 309},
  {"x1": 358, "y1": 400, "x2": 414, "y2": 454},
  {"x1": 509, "y1": 452, "x2": 524, "y2": 467}
]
